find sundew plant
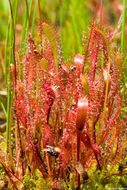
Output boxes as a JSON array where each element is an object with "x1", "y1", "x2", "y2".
[{"x1": 0, "y1": 0, "x2": 127, "y2": 189}]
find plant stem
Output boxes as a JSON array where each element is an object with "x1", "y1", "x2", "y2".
[
  {"x1": 77, "y1": 131, "x2": 80, "y2": 187},
  {"x1": 7, "y1": 0, "x2": 18, "y2": 171},
  {"x1": 31, "y1": 0, "x2": 38, "y2": 35},
  {"x1": 17, "y1": 119, "x2": 25, "y2": 176},
  {"x1": 94, "y1": 152, "x2": 101, "y2": 170},
  {"x1": 25, "y1": 0, "x2": 30, "y2": 27},
  {"x1": 4, "y1": 22, "x2": 10, "y2": 84},
  {"x1": 38, "y1": 0, "x2": 41, "y2": 21},
  {"x1": 121, "y1": 0, "x2": 126, "y2": 53},
  {"x1": 21, "y1": 0, "x2": 31, "y2": 46},
  {"x1": 8, "y1": 0, "x2": 16, "y2": 86},
  {"x1": 105, "y1": 172, "x2": 127, "y2": 179},
  {"x1": 8, "y1": 85, "x2": 15, "y2": 170},
  {"x1": 0, "y1": 102, "x2": 7, "y2": 118}
]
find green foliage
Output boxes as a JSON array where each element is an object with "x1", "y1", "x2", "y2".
[
  {"x1": 64, "y1": 173, "x2": 76, "y2": 190},
  {"x1": 23, "y1": 170, "x2": 52, "y2": 190},
  {"x1": 23, "y1": 175, "x2": 36, "y2": 190},
  {"x1": 21, "y1": 0, "x2": 33, "y2": 47},
  {"x1": 80, "y1": 164, "x2": 127, "y2": 190},
  {"x1": 39, "y1": 0, "x2": 90, "y2": 59},
  {"x1": 0, "y1": 0, "x2": 9, "y2": 40},
  {"x1": 31, "y1": 0, "x2": 38, "y2": 35},
  {"x1": 34, "y1": 170, "x2": 51, "y2": 190},
  {"x1": 0, "y1": 166, "x2": 4, "y2": 180}
]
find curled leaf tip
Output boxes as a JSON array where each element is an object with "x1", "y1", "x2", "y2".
[
  {"x1": 74, "y1": 54, "x2": 84, "y2": 73},
  {"x1": 76, "y1": 97, "x2": 88, "y2": 131}
]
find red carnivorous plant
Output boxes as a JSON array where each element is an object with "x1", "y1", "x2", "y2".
[{"x1": 0, "y1": 9, "x2": 126, "y2": 190}]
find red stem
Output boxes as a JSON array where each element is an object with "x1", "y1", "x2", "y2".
[
  {"x1": 104, "y1": 173, "x2": 127, "y2": 179},
  {"x1": 17, "y1": 119, "x2": 25, "y2": 176},
  {"x1": 77, "y1": 131, "x2": 81, "y2": 187},
  {"x1": 0, "y1": 161, "x2": 22, "y2": 189},
  {"x1": 94, "y1": 152, "x2": 101, "y2": 170},
  {"x1": 38, "y1": 0, "x2": 41, "y2": 22}
]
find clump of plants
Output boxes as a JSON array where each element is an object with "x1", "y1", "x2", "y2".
[{"x1": 0, "y1": 0, "x2": 127, "y2": 189}]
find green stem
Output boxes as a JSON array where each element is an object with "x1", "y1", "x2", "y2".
[
  {"x1": 8, "y1": 0, "x2": 16, "y2": 85},
  {"x1": 0, "y1": 102, "x2": 7, "y2": 118},
  {"x1": 8, "y1": 86, "x2": 15, "y2": 170},
  {"x1": 25, "y1": 0, "x2": 30, "y2": 27},
  {"x1": 7, "y1": 0, "x2": 18, "y2": 170},
  {"x1": 4, "y1": 22, "x2": 10, "y2": 84},
  {"x1": 31, "y1": 0, "x2": 38, "y2": 35},
  {"x1": 121, "y1": 0, "x2": 126, "y2": 53}
]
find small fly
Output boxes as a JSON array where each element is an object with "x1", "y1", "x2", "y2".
[
  {"x1": 70, "y1": 66, "x2": 76, "y2": 72},
  {"x1": 43, "y1": 145, "x2": 61, "y2": 158}
]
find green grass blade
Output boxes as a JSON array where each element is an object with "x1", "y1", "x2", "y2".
[
  {"x1": 7, "y1": 0, "x2": 18, "y2": 170},
  {"x1": 21, "y1": 1, "x2": 28, "y2": 45},
  {"x1": 7, "y1": 0, "x2": 17, "y2": 145},
  {"x1": 6, "y1": 80, "x2": 11, "y2": 143},
  {"x1": 21, "y1": 0, "x2": 33, "y2": 47},
  {"x1": 14, "y1": 0, "x2": 18, "y2": 28},
  {"x1": 70, "y1": 0, "x2": 82, "y2": 54},
  {"x1": 31, "y1": 0, "x2": 38, "y2": 35},
  {"x1": 0, "y1": 102, "x2": 7, "y2": 118},
  {"x1": 121, "y1": 0, "x2": 126, "y2": 53},
  {"x1": 4, "y1": 22, "x2": 10, "y2": 84},
  {"x1": 29, "y1": 0, "x2": 33, "y2": 18},
  {"x1": 7, "y1": 0, "x2": 14, "y2": 144},
  {"x1": 6, "y1": 17, "x2": 13, "y2": 144}
]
